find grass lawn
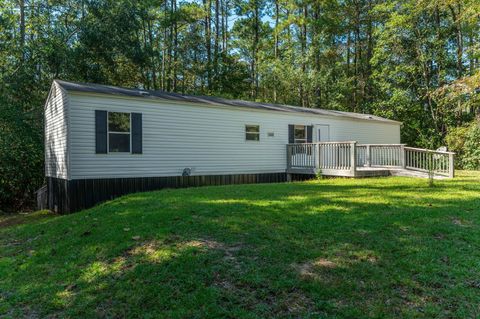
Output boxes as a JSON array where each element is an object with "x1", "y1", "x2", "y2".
[{"x1": 1, "y1": 172, "x2": 480, "y2": 318}]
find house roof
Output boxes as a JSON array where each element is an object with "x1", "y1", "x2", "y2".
[{"x1": 54, "y1": 80, "x2": 401, "y2": 124}]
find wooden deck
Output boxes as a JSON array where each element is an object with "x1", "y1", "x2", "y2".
[{"x1": 286, "y1": 142, "x2": 455, "y2": 179}]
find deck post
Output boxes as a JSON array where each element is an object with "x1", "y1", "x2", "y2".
[
  {"x1": 315, "y1": 143, "x2": 320, "y2": 172},
  {"x1": 350, "y1": 141, "x2": 357, "y2": 177},
  {"x1": 400, "y1": 144, "x2": 406, "y2": 169},
  {"x1": 448, "y1": 153, "x2": 455, "y2": 178},
  {"x1": 366, "y1": 145, "x2": 371, "y2": 167},
  {"x1": 286, "y1": 144, "x2": 292, "y2": 170}
]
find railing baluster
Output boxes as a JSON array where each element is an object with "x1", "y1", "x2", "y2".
[
  {"x1": 338, "y1": 144, "x2": 341, "y2": 169},
  {"x1": 326, "y1": 144, "x2": 329, "y2": 169},
  {"x1": 303, "y1": 145, "x2": 306, "y2": 167},
  {"x1": 305, "y1": 145, "x2": 308, "y2": 167},
  {"x1": 338, "y1": 144, "x2": 340, "y2": 169},
  {"x1": 329, "y1": 144, "x2": 332, "y2": 169}
]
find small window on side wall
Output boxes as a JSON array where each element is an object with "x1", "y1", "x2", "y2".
[
  {"x1": 245, "y1": 125, "x2": 260, "y2": 141},
  {"x1": 108, "y1": 112, "x2": 131, "y2": 152}
]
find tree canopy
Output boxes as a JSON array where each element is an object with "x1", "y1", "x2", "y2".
[{"x1": 1, "y1": 0, "x2": 480, "y2": 211}]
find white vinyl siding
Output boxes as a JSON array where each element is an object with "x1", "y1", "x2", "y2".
[
  {"x1": 66, "y1": 92, "x2": 401, "y2": 179},
  {"x1": 45, "y1": 83, "x2": 69, "y2": 178}
]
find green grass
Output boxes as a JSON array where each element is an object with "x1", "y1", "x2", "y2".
[{"x1": 1, "y1": 172, "x2": 480, "y2": 318}]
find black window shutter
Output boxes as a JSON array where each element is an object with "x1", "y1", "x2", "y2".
[
  {"x1": 95, "y1": 110, "x2": 107, "y2": 154},
  {"x1": 288, "y1": 125, "x2": 295, "y2": 143},
  {"x1": 131, "y1": 113, "x2": 143, "y2": 154},
  {"x1": 307, "y1": 125, "x2": 313, "y2": 143}
]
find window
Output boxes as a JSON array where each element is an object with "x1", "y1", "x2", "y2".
[
  {"x1": 108, "y1": 112, "x2": 131, "y2": 152},
  {"x1": 245, "y1": 125, "x2": 260, "y2": 141},
  {"x1": 294, "y1": 125, "x2": 307, "y2": 143}
]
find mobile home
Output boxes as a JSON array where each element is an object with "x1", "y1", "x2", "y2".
[{"x1": 45, "y1": 80, "x2": 450, "y2": 213}]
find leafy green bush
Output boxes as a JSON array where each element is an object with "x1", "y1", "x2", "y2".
[
  {"x1": 446, "y1": 121, "x2": 480, "y2": 170},
  {"x1": 445, "y1": 125, "x2": 470, "y2": 168},
  {"x1": 462, "y1": 122, "x2": 480, "y2": 170},
  {"x1": 0, "y1": 96, "x2": 44, "y2": 212}
]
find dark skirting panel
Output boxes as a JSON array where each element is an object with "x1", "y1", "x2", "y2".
[{"x1": 47, "y1": 172, "x2": 290, "y2": 214}]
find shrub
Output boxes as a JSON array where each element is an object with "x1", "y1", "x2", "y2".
[
  {"x1": 0, "y1": 96, "x2": 44, "y2": 212},
  {"x1": 447, "y1": 121, "x2": 480, "y2": 170},
  {"x1": 445, "y1": 125, "x2": 469, "y2": 168},
  {"x1": 462, "y1": 121, "x2": 480, "y2": 170}
]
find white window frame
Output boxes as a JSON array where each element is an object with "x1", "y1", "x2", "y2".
[
  {"x1": 245, "y1": 124, "x2": 260, "y2": 141},
  {"x1": 107, "y1": 111, "x2": 132, "y2": 153},
  {"x1": 294, "y1": 125, "x2": 307, "y2": 144}
]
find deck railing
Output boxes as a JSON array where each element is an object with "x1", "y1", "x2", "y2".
[
  {"x1": 405, "y1": 147, "x2": 454, "y2": 177},
  {"x1": 356, "y1": 144, "x2": 404, "y2": 167},
  {"x1": 318, "y1": 142, "x2": 353, "y2": 171},
  {"x1": 287, "y1": 142, "x2": 357, "y2": 176},
  {"x1": 286, "y1": 142, "x2": 455, "y2": 178},
  {"x1": 287, "y1": 143, "x2": 316, "y2": 169}
]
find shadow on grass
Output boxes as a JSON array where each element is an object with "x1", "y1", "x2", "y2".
[{"x1": 1, "y1": 173, "x2": 480, "y2": 318}]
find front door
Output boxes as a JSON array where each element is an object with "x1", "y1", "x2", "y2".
[{"x1": 315, "y1": 124, "x2": 330, "y2": 142}]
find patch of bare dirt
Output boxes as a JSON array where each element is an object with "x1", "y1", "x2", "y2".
[
  {"x1": 293, "y1": 258, "x2": 337, "y2": 280},
  {"x1": 313, "y1": 258, "x2": 337, "y2": 268},
  {"x1": 276, "y1": 289, "x2": 315, "y2": 315},
  {"x1": 212, "y1": 272, "x2": 315, "y2": 316},
  {"x1": 452, "y1": 217, "x2": 471, "y2": 227},
  {"x1": 0, "y1": 211, "x2": 55, "y2": 229},
  {"x1": 127, "y1": 240, "x2": 163, "y2": 257},
  {"x1": 466, "y1": 280, "x2": 480, "y2": 289},
  {"x1": 121, "y1": 237, "x2": 245, "y2": 267},
  {"x1": 433, "y1": 233, "x2": 445, "y2": 240},
  {"x1": 183, "y1": 239, "x2": 245, "y2": 268},
  {"x1": 182, "y1": 239, "x2": 224, "y2": 250},
  {"x1": 5, "y1": 305, "x2": 40, "y2": 319}
]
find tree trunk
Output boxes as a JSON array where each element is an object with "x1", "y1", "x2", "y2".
[
  {"x1": 449, "y1": 4, "x2": 463, "y2": 78},
  {"x1": 273, "y1": 0, "x2": 279, "y2": 103},
  {"x1": 347, "y1": 32, "x2": 351, "y2": 76},
  {"x1": 354, "y1": 1, "x2": 361, "y2": 112},
  {"x1": 147, "y1": 18, "x2": 157, "y2": 90},
  {"x1": 253, "y1": 0, "x2": 259, "y2": 99},
  {"x1": 223, "y1": 0, "x2": 228, "y2": 52},
  {"x1": 299, "y1": 5, "x2": 308, "y2": 107},
  {"x1": 166, "y1": 0, "x2": 174, "y2": 91},
  {"x1": 204, "y1": 0, "x2": 212, "y2": 89},
  {"x1": 313, "y1": 4, "x2": 321, "y2": 107},
  {"x1": 19, "y1": 0, "x2": 26, "y2": 60},
  {"x1": 365, "y1": 0, "x2": 373, "y2": 112},
  {"x1": 214, "y1": 0, "x2": 220, "y2": 87},
  {"x1": 173, "y1": 0, "x2": 178, "y2": 91},
  {"x1": 161, "y1": 0, "x2": 168, "y2": 90}
]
